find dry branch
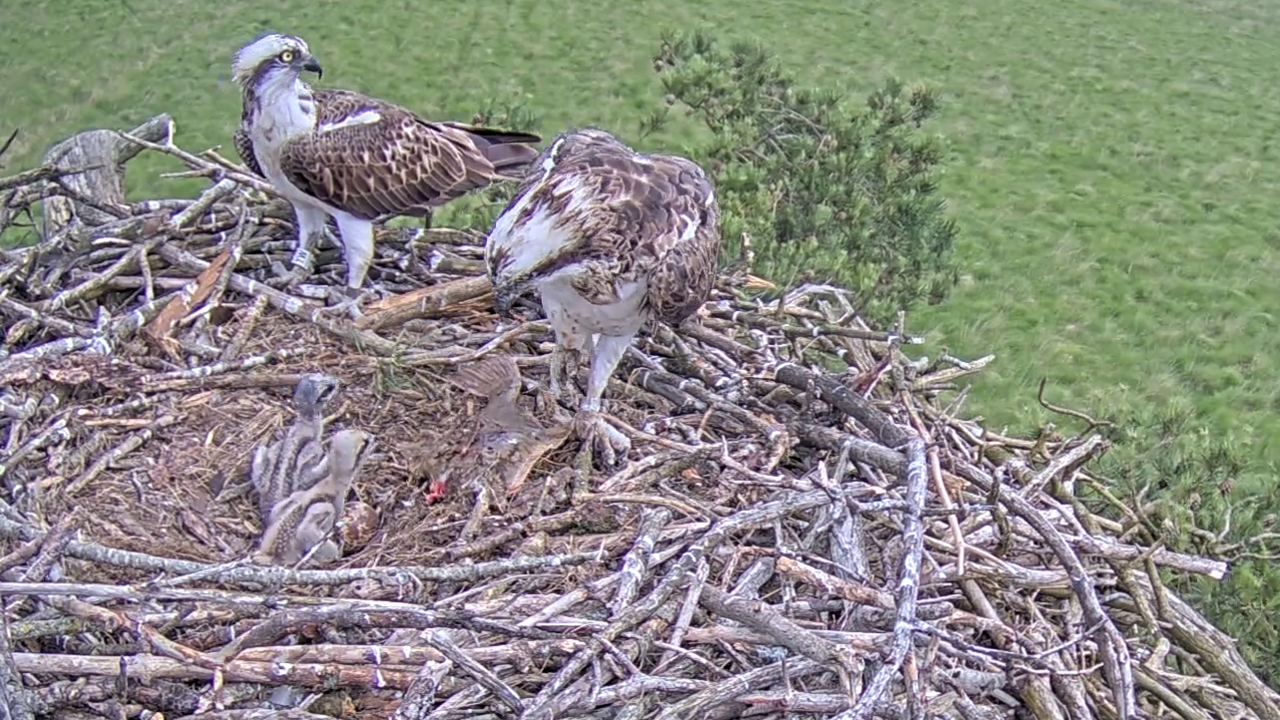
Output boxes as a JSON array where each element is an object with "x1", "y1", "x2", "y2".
[
  {"x1": 0, "y1": 116, "x2": 1266, "y2": 720},
  {"x1": 39, "y1": 113, "x2": 173, "y2": 232}
]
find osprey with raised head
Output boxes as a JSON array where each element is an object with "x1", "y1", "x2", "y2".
[
  {"x1": 484, "y1": 128, "x2": 722, "y2": 465},
  {"x1": 231, "y1": 33, "x2": 542, "y2": 317}
]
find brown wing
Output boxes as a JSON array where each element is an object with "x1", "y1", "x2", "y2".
[
  {"x1": 639, "y1": 155, "x2": 722, "y2": 325},
  {"x1": 313, "y1": 88, "x2": 377, "y2": 126},
  {"x1": 279, "y1": 91, "x2": 541, "y2": 220},
  {"x1": 314, "y1": 90, "x2": 542, "y2": 173},
  {"x1": 451, "y1": 355, "x2": 522, "y2": 402},
  {"x1": 487, "y1": 128, "x2": 721, "y2": 323}
]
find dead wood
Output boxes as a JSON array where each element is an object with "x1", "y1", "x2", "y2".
[
  {"x1": 0, "y1": 115, "x2": 1267, "y2": 720},
  {"x1": 39, "y1": 114, "x2": 173, "y2": 233},
  {"x1": 357, "y1": 274, "x2": 494, "y2": 331},
  {"x1": 12, "y1": 651, "x2": 419, "y2": 691},
  {"x1": 0, "y1": 610, "x2": 35, "y2": 720}
]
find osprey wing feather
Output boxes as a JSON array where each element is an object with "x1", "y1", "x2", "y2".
[
  {"x1": 278, "y1": 90, "x2": 541, "y2": 221},
  {"x1": 233, "y1": 121, "x2": 265, "y2": 178}
]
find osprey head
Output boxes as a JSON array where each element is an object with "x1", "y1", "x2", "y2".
[
  {"x1": 486, "y1": 246, "x2": 535, "y2": 319},
  {"x1": 329, "y1": 429, "x2": 377, "y2": 477},
  {"x1": 232, "y1": 33, "x2": 323, "y2": 89},
  {"x1": 293, "y1": 373, "x2": 340, "y2": 416}
]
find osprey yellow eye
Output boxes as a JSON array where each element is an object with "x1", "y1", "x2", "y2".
[{"x1": 279, "y1": 50, "x2": 295, "y2": 63}]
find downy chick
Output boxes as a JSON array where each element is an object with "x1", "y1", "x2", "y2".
[
  {"x1": 249, "y1": 373, "x2": 340, "y2": 524},
  {"x1": 253, "y1": 428, "x2": 375, "y2": 566}
]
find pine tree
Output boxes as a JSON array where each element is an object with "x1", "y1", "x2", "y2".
[{"x1": 642, "y1": 30, "x2": 960, "y2": 325}]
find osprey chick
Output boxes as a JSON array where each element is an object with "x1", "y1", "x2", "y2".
[
  {"x1": 484, "y1": 128, "x2": 721, "y2": 465},
  {"x1": 231, "y1": 33, "x2": 542, "y2": 317}
]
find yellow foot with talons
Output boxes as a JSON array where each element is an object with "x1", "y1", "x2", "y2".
[{"x1": 574, "y1": 411, "x2": 630, "y2": 467}]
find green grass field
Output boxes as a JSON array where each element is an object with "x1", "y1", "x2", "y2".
[{"x1": 5, "y1": 0, "x2": 1280, "y2": 485}]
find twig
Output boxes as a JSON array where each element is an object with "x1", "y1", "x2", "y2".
[
  {"x1": 421, "y1": 630, "x2": 524, "y2": 714},
  {"x1": 0, "y1": 129, "x2": 17, "y2": 165},
  {"x1": 115, "y1": 131, "x2": 276, "y2": 196},
  {"x1": 0, "y1": 163, "x2": 102, "y2": 193},
  {"x1": 953, "y1": 458, "x2": 1138, "y2": 720},
  {"x1": 612, "y1": 507, "x2": 672, "y2": 616},
  {"x1": 1038, "y1": 377, "x2": 1113, "y2": 432},
  {"x1": 58, "y1": 414, "x2": 179, "y2": 494},
  {"x1": 835, "y1": 438, "x2": 929, "y2": 720},
  {"x1": 698, "y1": 583, "x2": 859, "y2": 671}
]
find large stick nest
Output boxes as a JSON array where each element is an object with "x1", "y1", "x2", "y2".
[{"x1": 0, "y1": 116, "x2": 1275, "y2": 720}]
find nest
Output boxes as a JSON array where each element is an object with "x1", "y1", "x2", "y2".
[{"x1": 0, "y1": 115, "x2": 1275, "y2": 720}]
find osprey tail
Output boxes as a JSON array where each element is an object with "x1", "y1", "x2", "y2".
[{"x1": 461, "y1": 126, "x2": 543, "y2": 178}]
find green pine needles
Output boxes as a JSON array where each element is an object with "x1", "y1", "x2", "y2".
[{"x1": 641, "y1": 30, "x2": 960, "y2": 326}]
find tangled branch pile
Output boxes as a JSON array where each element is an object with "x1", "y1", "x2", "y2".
[{"x1": 0, "y1": 116, "x2": 1275, "y2": 720}]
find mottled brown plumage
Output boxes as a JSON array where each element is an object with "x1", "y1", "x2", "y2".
[
  {"x1": 234, "y1": 88, "x2": 541, "y2": 222},
  {"x1": 420, "y1": 356, "x2": 570, "y2": 511},
  {"x1": 486, "y1": 128, "x2": 721, "y2": 325},
  {"x1": 231, "y1": 33, "x2": 542, "y2": 317},
  {"x1": 484, "y1": 128, "x2": 722, "y2": 465}
]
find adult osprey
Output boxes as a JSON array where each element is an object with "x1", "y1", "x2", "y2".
[
  {"x1": 484, "y1": 128, "x2": 722, "y2": 465},
  {"x1": 230, "y1": 33, "x2": 542, "y2": 317}
]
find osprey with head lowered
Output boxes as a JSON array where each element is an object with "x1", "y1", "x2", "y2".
[
  {"x1": 231, "y1": 33, "x2": 542, "y2": 317},
  {"x1": 484, "y1": 128, "x2": 722, "y2": 465}
]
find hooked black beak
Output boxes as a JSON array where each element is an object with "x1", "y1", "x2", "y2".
[
  {"x1": 299, "y1": 54, "x2": 323, "y2": 79},
  {"x1": 492, "y1": 278, "x2": 535, "y2": 319},
  {"x1": 493, "y1": 286, "x2": 519, "y2": 319}
]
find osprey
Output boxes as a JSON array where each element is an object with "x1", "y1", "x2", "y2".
[
  {"x1": 230, "y1": 33, "x2": 542, "y2": 317},
  {"x1": 484, "y1": 128, "x2": 722, "y2": 465}
]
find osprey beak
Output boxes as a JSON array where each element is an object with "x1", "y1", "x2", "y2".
[
  {"x1": 299, "y1": 54, "x2": 323, "y2": 79},
  {"x1": 492, "y1": 280, "x2": 531, "y2": 319},
  {"x1": 492, "y1": 286, "x2": 518, "y2": 318}
]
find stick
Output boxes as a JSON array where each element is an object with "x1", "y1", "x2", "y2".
[
  {"x1": 698, "y1": 583, "x2": 858, "y2": 670},
  {"x1": 11, "y1": 652, "x2": 416, "y2": 691},
  {"x1": 0, "y1": 515, "x2": 606, "y2": 585},
  {"x1": 0, "y1": 611, "x2": 34, "y2": 720},
  {"x1": 954, "y1": 458, "x2": 1138, "y2": 720},
  {"x1": 357, "y1": 274, "x2": 494, "y2": 331}
]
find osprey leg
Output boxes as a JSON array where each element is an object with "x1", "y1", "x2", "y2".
[
  {"x1": 575, "y1": 333, "x2": 633, "y2": 465},
  {"x1": 545, "y1": 315, "x2": 589, "y2": 403},
  {"x1": 285, "y1": 204, "x2": 328, "y2": 283},
  {"x1": 311, "y1": 212, "x2": 377, "y2": 320},
  {"x1": 581, "y1": 333, "x2": 629, "y2": 415},
  {"x1": 335, "y1": 213, "x2": 377, "y2": 291},
  {"x1": 324, "y1": 286, "x2": 372, "y2": 320}
]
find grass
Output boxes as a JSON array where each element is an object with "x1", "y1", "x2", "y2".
[{"x1": 5, "y1": 0, "x2": 1280, "y2": 548}]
